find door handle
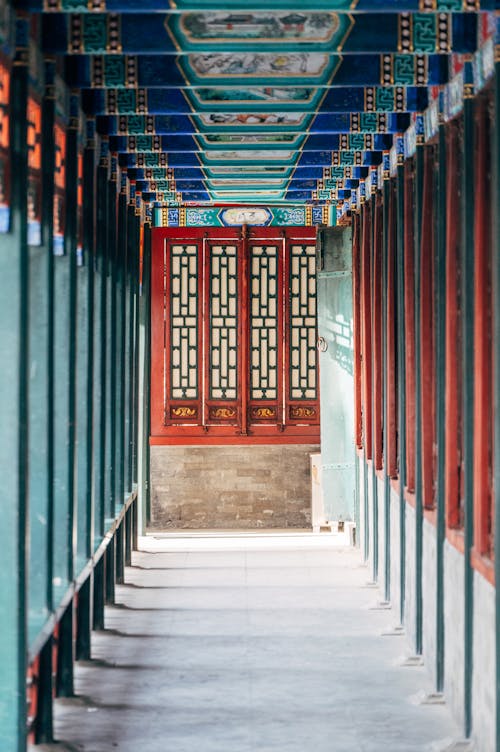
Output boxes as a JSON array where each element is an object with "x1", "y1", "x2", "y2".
[{"x1": 317, "y1": 336, "x2": 328, "y2": 352}]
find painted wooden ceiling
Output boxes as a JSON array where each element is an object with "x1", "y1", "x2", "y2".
[{"x1": 25, "y1": 0, "x2": 497, "y2": 213}]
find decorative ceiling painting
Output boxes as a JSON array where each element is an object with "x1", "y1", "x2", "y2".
[
  {"x1": 168, "y1": 12, "x2": 351, "y2": 50},
  {"x1": 32, "y1": 0, "x2": 496, "y2": 225}
]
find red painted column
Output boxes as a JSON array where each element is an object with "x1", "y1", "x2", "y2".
[
  {"x1": 404, "y1": 161, "x2": 416, "y2": 493},
  {"x1": 386, "y1": 182, "x2": 398, "y2": 478},
  {"x1": 372, "y1": 195, "x2": 384, "y2": 470},
  {"x1": 444, "y1": 122, "x2": 463, "y2": 529},
  {"x1": 420, "y1": 147, "x2": 436, "y2": 509},
  {"x1": 361, "y1": 201, "x2": 373, "y2": 459},
  {"x1": 352, "y1": 213, "x2": 363, "y2": 449},
  {"x1": 239, "y1": 224, "x2": 249, "y2": 435},
  {"x1": 473, "y1": 96, "x2": 493, "y2": 556},
  {"x1": 149, "y1": 229, "x2": 166, "y2": 436}
]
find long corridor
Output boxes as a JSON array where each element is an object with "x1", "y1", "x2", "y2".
[{"x1": 35, "y1": 534, "x2": 462, "y2": 752}]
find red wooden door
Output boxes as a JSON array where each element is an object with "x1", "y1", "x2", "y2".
[{"x1": 150, "y1": 226, "x2": 320, "y2": 444}]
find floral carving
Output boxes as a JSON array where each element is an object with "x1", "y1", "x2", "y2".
[
  {"x1": 289, "y1": 406, "x2": 316, "y2": 419},
  {"x1": 171, "y1": 406, "x2": 197, "y2": 418}
]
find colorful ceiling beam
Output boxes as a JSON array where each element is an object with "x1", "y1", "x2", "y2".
[
  {"x1": 43, "y1": 12, "x2": 478, "y2": 55},
  {"x1": 67, "y1": 53, "x2": 449, "y2": 88},
  {"x1": 28, "y1": 0, "x2": 498, "y2": 207},
  {"x1": 20, "y1": 0, "x2": 497, "y2": 13}
]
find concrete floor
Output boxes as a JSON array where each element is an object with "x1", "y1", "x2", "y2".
[{"x1": 34, "y1": 533, "x2": 463, "y2": 752}]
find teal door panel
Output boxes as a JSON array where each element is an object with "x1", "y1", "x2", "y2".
[{"x1": 317, "y1": 227, "x2": 355, "y2": 521}]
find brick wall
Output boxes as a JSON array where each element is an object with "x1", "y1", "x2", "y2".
[{"x1": 150, "y1": 444, "x2": 319, "y2": 529}]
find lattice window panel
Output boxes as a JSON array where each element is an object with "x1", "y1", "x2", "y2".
[
  {"x1": 169, "y1": 244, "x2": 198, "y2": 400},
  {"x1": 289, "y1": 244, "x2": 317, "y2": 400},
  {"x1": 250, "y1": 244, "x2": 279, "y2": 401},
  {"x1": 151, "y1": 228, "x2": 319, "y2": 441},
  {"x1": 209, "y1": 244, "x2": 238, "y2": 400}
]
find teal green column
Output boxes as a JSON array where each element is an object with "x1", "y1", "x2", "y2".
[
  {"x1": 116, "y1": 190, "x2": 128, "y2": 510},
  {"x1": 396, "y1": 152, "x2": 407, "y2": 626},
  {"x1": 123, "y1": 203, "x2": 132, "y2": 495},
  {"x1": 52, "y1": 102, "x2": 78, "y2": 600},
  {"x1": 0, "y1": 26, "x2": 29, "y2": 752},
  {"x1": 66, "y1": 96, "x2": 79, "y2": 585},
  {"x1": 28, "y1": 59, "x2": 55, "y2": 650},
  {"x1": 132, "y1": 209, "x2": 141, "y2": 487},
  {"x1": 105, "y1": 171, "x2": 117, "y2": 522},
  {"x1": 125, "y1": 204, "x2": 138, "y2": 493},
  {"x1": 76, "y1": 122, "x2": 96, "y2": 571},
  {"x1": 142, "y1": 222, "x2": 152, "y2": 527},
  {"x1": 413, "y1": 133, "x2": 424, "y2": 655},
  {"x1": 93, "y1": 157, "x2": 109, "y2": 549}
]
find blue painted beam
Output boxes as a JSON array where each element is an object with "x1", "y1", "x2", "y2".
[
  {"x1": 124, "y1": 163, "x2": 365, "y2": 181},
  {"x1": 92, "y1": 91, "x2": 427, "y2": 131},
  {"x1": 66, "y1": 53, "x2": 449, "y2": 89},
  {"x1": 140, "y1": 186, "x2": 330, "y2": 199},
  {"x1": 136, "y1": 177, "x2": 349, "y2": 193},
  {"x1": 43, "y1": 13, "x2": 477, "y2": 55},
  {"x1": 18, "y1": 0, "x2": 497, "y2": 12},
  {"x1": 126, "y1": 165, "x2": 379, "y2": 197},
  {"x1": 117, "y1": 148, "x2": 394, "y2": 170},
  {"x1": 83, "y1": 84, "x2": 433, "y2": 116},
  {"x1": 106, "y1": 118, "x2": 408, "y2": 151}
]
